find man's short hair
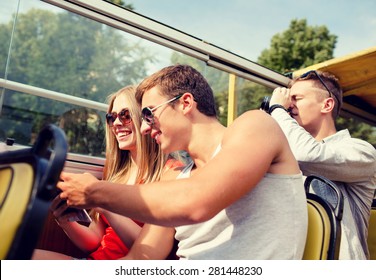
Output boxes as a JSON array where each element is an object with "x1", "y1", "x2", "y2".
[{"x1": 136, "y1": 64, "x2": 217, "y2": 117}]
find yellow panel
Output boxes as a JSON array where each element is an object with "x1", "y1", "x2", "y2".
[
  {"x1": 0, "y1": 163, "x2": 34, "y2": 259},
  {"x1": 0, "y1": 167, "x2": 13, "y2": 204},
  {"x1": 368, "y1": 207, "x2": 376, "y2": 260},
  {"x1": 227, "y1": 73, "x2": 237, "y2": 126}
]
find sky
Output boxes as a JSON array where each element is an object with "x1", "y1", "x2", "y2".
[
  {"x1": 1, "y1": 0, "x2": 376, "y2": 63},
  {"x1": 128, "y1": 0, "x2": 376, "y2": 61}
]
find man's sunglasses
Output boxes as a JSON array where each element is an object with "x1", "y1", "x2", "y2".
[
  {"x1": 106, "y1": 108, "x2": 132, "y2": 127},
  {"x1": 300, "y1": 70, "x2": 340, "y2": 106},
  {"x1": 141, "y1": 94, "x2": 183, "y2": 126},
  {"x1": 300, "y1": 70, "x2": 339, "y2": 104}
]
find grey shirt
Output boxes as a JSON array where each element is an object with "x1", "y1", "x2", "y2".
[{"x1": 272, "y1": 108, "x2": 376, "y2": 259}]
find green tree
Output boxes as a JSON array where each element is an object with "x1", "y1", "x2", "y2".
[
  {"x1": 258, "y1": 19, "x2": 337, "y2": 73},
  {"x1": 0, "y1": 8, "x2": 155, "y2": 155},
  {"x1": 5, "y1": 9, "x2": 153, "y2": 101}
]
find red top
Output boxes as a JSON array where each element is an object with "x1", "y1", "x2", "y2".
[{"x1": 88, "y1": 215, "x2": 143, "y2": 260}]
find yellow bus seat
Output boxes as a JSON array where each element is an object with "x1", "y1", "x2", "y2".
[
  {"x1": 367, "y1": 199, "x2": 376, "y2": 260},
  {"x1": 303, "y1": 175, "x2": 343, "y2": 260},
  {"x1": 0, "y1": 124, "x2": 67, "y2": 259},
  {"x1": 303, "y1": 193, "x2": 341, "y2": 260}
]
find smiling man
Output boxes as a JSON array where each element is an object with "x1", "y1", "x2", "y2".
[
  {"x1": 58, "y1": 64, "x2": 308, "y2": 259},
  {"x1": 269, "y1": 70, "x2": 376, "y2": 259}
]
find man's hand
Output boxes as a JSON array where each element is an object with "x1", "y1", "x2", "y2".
[
  {"x1": 57, "y1": 171, "x2": 99, "y2": 208},
  {"x1": 270, "y1": 87, "x2": 292, "y2": 109}
]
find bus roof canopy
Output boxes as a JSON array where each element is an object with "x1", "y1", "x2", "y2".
[{"x1": 293, "y1": 46, "x2": 376, "y2": 126}]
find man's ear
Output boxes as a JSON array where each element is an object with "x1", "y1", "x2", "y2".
[
  {"x1": 322, "y1": 98, "x2": 335, "y2": 114},
  {"x1": 181, "y1": 92, "x2": 195, "y2": 114}
]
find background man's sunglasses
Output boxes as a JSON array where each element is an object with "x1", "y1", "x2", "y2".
[
  {"x1": 300, "y1": 70, "x2": 340, "y2": 113},
  {"x1": 300, "y1": 70, "x2": 334, "y2": 97},
  {"x1": 106, "y1": 108, "x2": 132, "y2": 127}
]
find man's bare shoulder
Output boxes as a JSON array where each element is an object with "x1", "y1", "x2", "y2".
[
  {"x1": 223, "y1": 109, "x2": 289, "y2": 152},
  {"x1": 228, "y1": 109, "x2": 280, "y2": 132}
]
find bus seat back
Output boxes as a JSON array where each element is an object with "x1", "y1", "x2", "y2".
[
  {"x1": 0, "y1": 124, "x2": 67, "y2": 259},
  {"x1": 303, "y1": 193, "x2": 341, "y2": 260},
  {"x1": 367, "y1": 199, "x2": 376, "y2": 260}
]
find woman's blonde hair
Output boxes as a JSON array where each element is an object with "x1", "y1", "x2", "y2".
[{"x1": 102, "y1": 85, "x2": 165, "y2": 184}]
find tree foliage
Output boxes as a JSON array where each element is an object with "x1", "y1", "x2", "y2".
[
  {"x1": 258, "y1": 19, "x2": 336, "y2": 73},
  {"x1": 0, "y1": 8, "x2": 154, "y2": 155},
  {"x1": 105, "y1": 0, "x2": 134, "y2": 10}
]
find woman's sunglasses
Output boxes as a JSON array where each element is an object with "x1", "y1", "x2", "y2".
[
  {"x1": 141, "y1": 94, "x2": 183, "y2": 126},
  {"x1": 106, "y1": 108, "x2": 132, "y2": 127}
]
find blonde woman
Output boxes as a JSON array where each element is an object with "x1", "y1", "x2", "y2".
[{"x1": 33, "y1": 86, "x2": 183, "y2": 260}]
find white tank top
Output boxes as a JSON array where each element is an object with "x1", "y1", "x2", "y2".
[{"x1": 174, "y1": 146, "x2": 308, "y2": 259}]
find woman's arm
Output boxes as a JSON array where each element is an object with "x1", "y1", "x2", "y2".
[
  {"x1": 122, "y1": 224, "x2": 176, "y2": 260},
  {"x1": 98, "y1": 209, "x2": 142, "y2": 248},
  {"x1": 56, "y1": 217, "x2": 105, "y2": 253}
]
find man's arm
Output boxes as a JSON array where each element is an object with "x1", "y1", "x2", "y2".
[
  {"x1": 58, "y1": 111, "x2": 290, "y2": 226},
  {"x1": 271, "y1": 108, "x2": 376, "y2": 182}
]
